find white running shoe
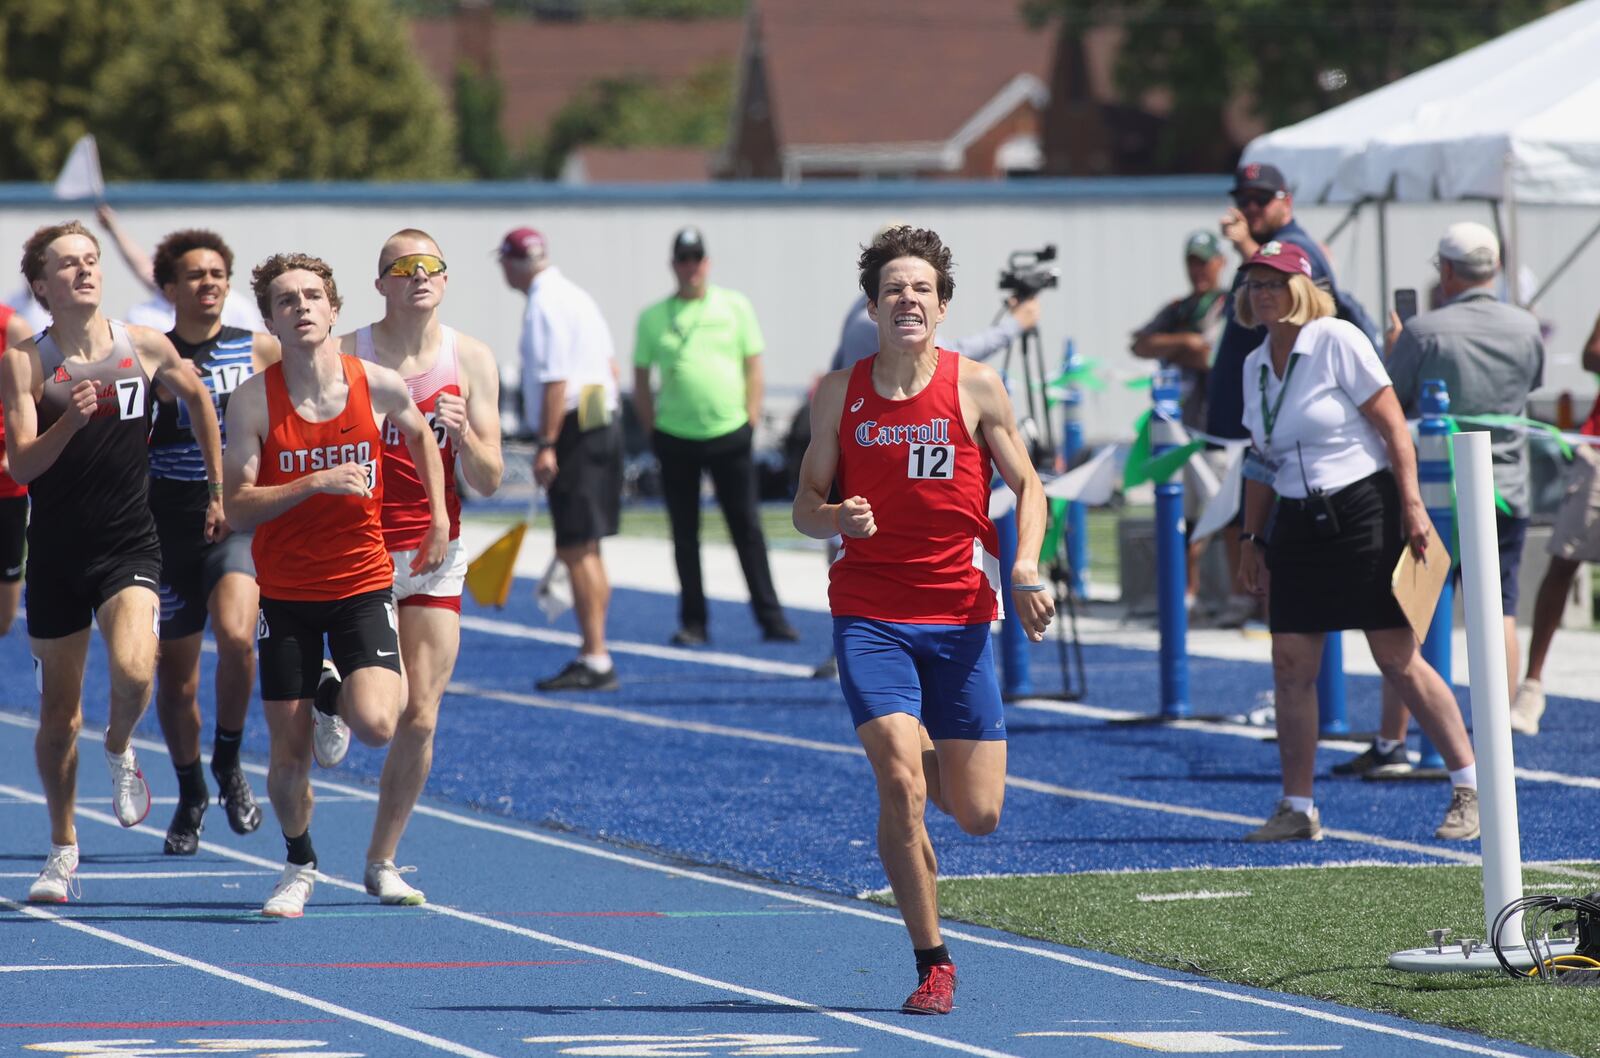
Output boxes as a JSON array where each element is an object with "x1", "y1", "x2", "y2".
[
  {"x1": 262, "y1": 862, "x2": 317, "y2": 918},
  {"x1": 105, "y1": 742, "x2": 152, "y2": 827},
  {"x1": 312, "y1": 660, "x2": 350, "y2": 768},
  {"x1": 28, "y1": 844, "x2": 80, "y2": 903},
  {"x1": 364, "y1": 860, "x2": 426, "y2": 906},
  {"x1": 1509, "y1": 679, "x2": 1545, "y2": 736}
]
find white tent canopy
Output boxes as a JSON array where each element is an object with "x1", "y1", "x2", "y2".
[{"x1": 1242, "y1": 0, "x2": 1600, "y2": 206}]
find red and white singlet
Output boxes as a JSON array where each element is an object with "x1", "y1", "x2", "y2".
[
  {"x1": 355, "y1": 325, "x2": 461, "y2": 552},
  {"x1": 252, "y1": 357, "x2": 392, "y2": 601},
  {"x1": 828, "y1": 349, "x2": 1001, "y2": 625},
  {"x1": 0, "y1": 304, "x2": 26, "y2": 500}
]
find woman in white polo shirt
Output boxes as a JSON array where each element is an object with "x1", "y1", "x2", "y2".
[{"x1": 1234, "y1": 241, "x2": 1479, "y2": 844}]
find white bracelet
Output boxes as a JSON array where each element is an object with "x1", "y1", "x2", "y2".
[{"x1": 1013, "y1": 583, "x2": 1049, "y2": 593}]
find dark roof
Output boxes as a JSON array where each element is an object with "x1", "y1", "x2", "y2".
[
  {"x1": 749, "y1": 0, "x2": 1053, "y2": 148},
  {"x1": 410, "y1": 15, "x2": 743, "y2": 146},
  {"x1": 563, "y1": 146, "x2": 713, "y2": 183}
]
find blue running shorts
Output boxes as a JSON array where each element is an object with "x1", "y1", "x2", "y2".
[{"x1": 833, "y1": 616, "x2": 1005, "y2": 741}]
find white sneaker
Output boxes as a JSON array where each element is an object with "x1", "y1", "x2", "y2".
[
  {"x1": 262, "y1": 862, "x2": 317, "y2": 917},
  {"x1": 365, "y1": 859, "x2": 426, "y2": 906},
  {"x1": 312, "y1": 661, "x2": 350, "y2": 768},
  {"x1": 105, "y1": 742, "x2": 152, "y2": 827},
  {"x1": 28, "y1": 844, "x2": 80, "y2": 903},
  {"x1": 1509, "y1": 680, "x2": 1545, "y2": 736}
]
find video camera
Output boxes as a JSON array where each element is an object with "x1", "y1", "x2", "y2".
[{"x1": 999, "y1": 245, "x2": 1060, "y2": 300}]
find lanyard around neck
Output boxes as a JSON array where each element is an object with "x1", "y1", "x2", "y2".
[{"x1": 1258, "y1": 353, "x2": 1301, "y2": 446}]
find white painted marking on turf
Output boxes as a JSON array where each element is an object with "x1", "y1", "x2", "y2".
[
  {"x1": 0, "y1": 717, "x2": 1576, "y2": 1057},
  {"x1": 460, "y1": 613, "x2": 813, "y2": 678},
  {"x1": 1024, "y1": 1029, "x2": 1340, "y2": 1052},
  {"x1": 0, "y1": 962, "x2": 173, "y2": 972},
  {"x1": 0, "y1": 783, "x2": 1024, "y2": 1058},
  {"x1": 1135, "y1": 890, "x2": 1252, "y2": 904},
  {"x1": 0, "y1": 894, "x2": 504, "y2": 1058}
]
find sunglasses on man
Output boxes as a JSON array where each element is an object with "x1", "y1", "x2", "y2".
[
  {"x1": 381, "y1": 253, "x2": 448, "y2": 278},
  {"x1": 673, "y1": 251, "x2": 705, "y2": 264},
  {"x1": 1232, "y1": 190, "x2": 1286, "y2": 209}
]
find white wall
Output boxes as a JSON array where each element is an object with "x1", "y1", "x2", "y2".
[{"x1": 5, "y1": 181, "x2": 1596, "y2": 445}]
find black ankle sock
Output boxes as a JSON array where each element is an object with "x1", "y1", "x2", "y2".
[
  {"x1": 212, "y1": 727, "x2": 243, "y2": 772},
  {"x1": 313, "y1": 671, "x2": 341, "y2": 717},
  {"x1": 173, "y1": 758, "x2": 208, "y2": 804},
  {"x1": 914, "y1": 944, "x2": 952, "y2": 976},
  {"x1": 284, "y1": 829, "x2": 317, "y2": 867}
]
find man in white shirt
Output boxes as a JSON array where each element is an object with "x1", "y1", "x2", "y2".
[{"x1": 499, "y1": 228, "x2": 623, "y2": 691}]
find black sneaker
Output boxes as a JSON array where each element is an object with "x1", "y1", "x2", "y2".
[
  {"x1": 211, "y1": 762, "x2": 264, "y2": 835},
  {"x1": 536, "y1": 660, "x2": 620, "y2": 692},
  {"x1": 762, "y1": 622, "x2": 800, "y2": 643},
  {"x1": 1332, "y1": 741, "x2": 1412, "y2": 777},
  {"x1": 670, "y1": 626, "x2": 708, "y2": 646},
  {"x1": 163, "y1": 798, "x2": 208, "y2": 856}
]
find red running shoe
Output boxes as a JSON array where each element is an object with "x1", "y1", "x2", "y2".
[{"x1": 902, "y1": 963, "x2": 957, "y2": 1014}]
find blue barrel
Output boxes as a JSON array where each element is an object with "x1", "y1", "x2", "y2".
[
  {"x1": 1415, "y1": 378, "x2": 1454, "y2": 769},
  {"x1": 995, "y1": 505, "x2": 1034, "y2": 699},
  {"x1": 1152, "y1": 367, "x2": 1191, "y2": 718},
  {"x1": 1060, "y1": 339, "x2": 1089, "y2": 595}
]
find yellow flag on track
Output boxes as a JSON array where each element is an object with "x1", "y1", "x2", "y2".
[{"x1": 465, "y1": 520, "x2": 526, "y2": 609}]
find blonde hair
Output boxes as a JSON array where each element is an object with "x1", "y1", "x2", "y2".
[{"x1": 1233, "y1": 271, "x2": 1335, "y2": 329}]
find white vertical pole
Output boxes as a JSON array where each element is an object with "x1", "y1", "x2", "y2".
[{"x1": 1450, "y1": 430, "x2": 1524, "y2": 947}]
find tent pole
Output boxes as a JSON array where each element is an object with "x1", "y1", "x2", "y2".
[
  {"x1": 1527, "y1": 215, "x2": 1600, "y2": 309},
  {"x1": 1377, "y1": 197, "x2": 1390, "y2": 328},
  {"x1": 1322, "y1": 200, "x2": 1364, "y2": 246},
  {"x1": 1500, "y1": 153, "x2": 1524, "y2": 306}
]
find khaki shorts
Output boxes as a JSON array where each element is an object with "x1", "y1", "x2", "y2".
[{"x1": 1547, "y1": 444, "x2": 1600, "y2": 562}]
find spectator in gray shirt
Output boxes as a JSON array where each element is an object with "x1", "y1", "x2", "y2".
[{"x1": 1334, "y1": 221, "x2": 1544, "y2": 777}]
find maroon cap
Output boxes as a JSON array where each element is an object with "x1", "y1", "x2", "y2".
[
  {"x1": 1244, "y1": 240, "x2": 1313, "y2": 278},
  {"x1": 1232, "y1": 162, "x2": 1288, "y2": 194},
  {"x1": 497, "y1": 227, "x2": 546, "y2": 259}
]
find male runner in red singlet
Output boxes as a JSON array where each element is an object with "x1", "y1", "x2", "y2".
[
  {"x1": 0, "y1": 303, "x2": 34, "y2": 636},
  {"x1": 342, "y1": 229, "x2": 502, "y2": 905},
  {"x1": 4, "y1": 221, "x2": 224, "y2": 904},
  {"x1": 792, "y1": 226, "x2": 1053, "y2": 1015},
  {"x1": 223, "y1": 252, "x2": 448, "y2": 918}
]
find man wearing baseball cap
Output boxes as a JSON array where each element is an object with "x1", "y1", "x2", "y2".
[
  {"x1": 499, "y1": 227, "x2": 624, "y2": 692},
  {"x1": 1130, "y1": 229, "x2": 1230, "y2": 614},
  {"x1": 632, "y1": 226, "x2": 797, "y2": 646},
  {"x1": 1333, "y1": 221, "x2": 1545, "y2": 773}
]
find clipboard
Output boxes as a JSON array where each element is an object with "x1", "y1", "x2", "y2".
[{"x1": 1391, "y1": 520, "x2": 1451, "y2": 642}]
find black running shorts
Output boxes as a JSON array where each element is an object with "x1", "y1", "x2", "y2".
[
  {"x1": 25, "y1": 543, "x2": 162, "y2": 640},
  {"x1": 256, "y1": 588, "x2": 400, "y2": 702},
  {"x1": 158, "y1": 525, "x2": 255, "y2": 641},
  {"x1": 0, "y1": 495, "x2": 26, "y2": 583}
]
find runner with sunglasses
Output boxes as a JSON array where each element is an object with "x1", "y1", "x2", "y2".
[
  {"x1": 146, "y1": 229, "x2": 280, "y2": 856},
  {"x1": 341, "y1": 230, "x2": 502, "y2": 905}
]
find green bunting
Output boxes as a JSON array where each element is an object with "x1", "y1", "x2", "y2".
[{"x1": 1122, "y1": 411, "x2": 1204, "y2": 488}]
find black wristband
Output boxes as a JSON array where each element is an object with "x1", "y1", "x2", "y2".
[{"x1": 1241, "y1": 531, "x2": 1267, "y2": 548}]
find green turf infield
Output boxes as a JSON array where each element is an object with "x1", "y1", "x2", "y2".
[{"x1": 924, "y1": 863, "x2": 1600, "y2": 1056}]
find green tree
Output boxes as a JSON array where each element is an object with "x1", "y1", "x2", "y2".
[
  {"x1": 1024, "y1": 0, "x2": 1570, "y2": 171},
  {"x1": 455, "y1": 63, "x2": 511, "y2": 178},
  {"x1": 0, "y1": 0, "x2": 459, "y2": 181},
  {"x1": 524, "y1": 59, "x2": 733, "y2": 178}
]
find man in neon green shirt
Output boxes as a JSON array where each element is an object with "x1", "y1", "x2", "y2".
[{"x1": 632, "y1": 227, "x2": 796, "y2": 646}]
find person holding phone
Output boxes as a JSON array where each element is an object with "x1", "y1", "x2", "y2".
[
  {"x1": 1336, "y1": 222, "x2": 1544, "y2": 772},
  {"x1": 1233, "y1": 240, "x2": 1479, "y2": 843}
]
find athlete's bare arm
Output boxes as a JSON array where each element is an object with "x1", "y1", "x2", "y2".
[
  {"x1": 792, "y1": 369, "x2": 875, "y2": 540},
  {"x1": 363, "y1": 359, "x2": 448, "y2": 575},
  {"x1": 134, "y1": 325, "x2": 226, "y2": 538},
  {"x1": 0, "y1": 339, "x2": 97, "y2": 485},
  {"x1": 961, "y1": 358, "x2": 1054, "y2": 641},
  {"x1": 251, "y1": 333, "x2": 283, "y2": 374},
  {"x1": 222, "y1": 374, "x2": 372, "y2": 531},
  {"x1": 440, "y1": 333, "x2": 502, "y2": 496},
  {"x1": 4, "y1": 314, "x2": 30, "y2": 349}
]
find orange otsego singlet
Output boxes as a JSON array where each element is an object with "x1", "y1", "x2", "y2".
[{"x1": 252, "y1": 357, "x2": 393, "y2": 601}]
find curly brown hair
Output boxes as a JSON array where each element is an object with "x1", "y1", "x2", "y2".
[
  {"x1": 857, "y1": 225, "x2": 954, "y2": 304},
  {"x1": 153, "y1": 230, "x2": 235, "y2": 289},
  {"x1": 21, "y1": 220, "x2": 100, "y2": 299},
  {"x1": 250, "y1": 252, "x2": 342, "y2": 319}
]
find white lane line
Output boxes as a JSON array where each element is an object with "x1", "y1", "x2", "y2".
[
  {"x1": 0, "y1": 962, "x2": 175, "y2": 972},
  {"x1": 0, "y1": 870, "x2": 270, "y2": 880},
  {"x1": 457, "y1": 609, "x2": 1600, "y2": 794},
  {"x1": 0, "y1": 782, "x2": 1022, "y2": 1058},
  {"x1": 1135, "y1": 890, "x2": 1252, "y2": 904},
  {"x1": 0, "y1": 893, "x2": 505, "y2": 1058},
  {"x1": 0, "y1": 718, "x2": 1557, "y2": 1057}
]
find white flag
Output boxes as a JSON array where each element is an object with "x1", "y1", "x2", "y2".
[
  {"x1": 988, "y1": 483, "x2": 1017, "y2": 520},
  {"x1": 535, "y1": 554, "x2": 573, "y2": 622},
  {"x1": 1043, "y1": 443, "x2": 1123, "y2": 507},
  {"x1": 53, "y1": 135, "x2": 105, "y2": 201},
  {"x1": 1190, "y1": 444, "x2": 1246, "y2": 541}
]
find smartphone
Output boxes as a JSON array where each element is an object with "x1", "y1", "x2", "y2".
[{"x1": 1394, "y1": 288, "x2": 1418, "y2": 323}]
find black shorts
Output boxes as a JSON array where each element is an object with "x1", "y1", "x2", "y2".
[
  {"x1": 1266, "y1": 470, "x2": 1409, "y2": 634},
  {"x1": 1450, "y1": 512, "x2": 1528, "y2": 617},
  {"x1": 0, "y1": 495, "x2": 27, "y2": 583},
  {"x1": 157, "y1": 519, "x2": 255, "y2": 641},
  {"x1": 549, "y1": 414, "x2": 622, "y2": 548},
  {"x1": 25, "y1": 540, "x2": 162, "y2": 640},
  {"x1": 256, "y1": 588, "x2": 400, "y2": 701}
]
